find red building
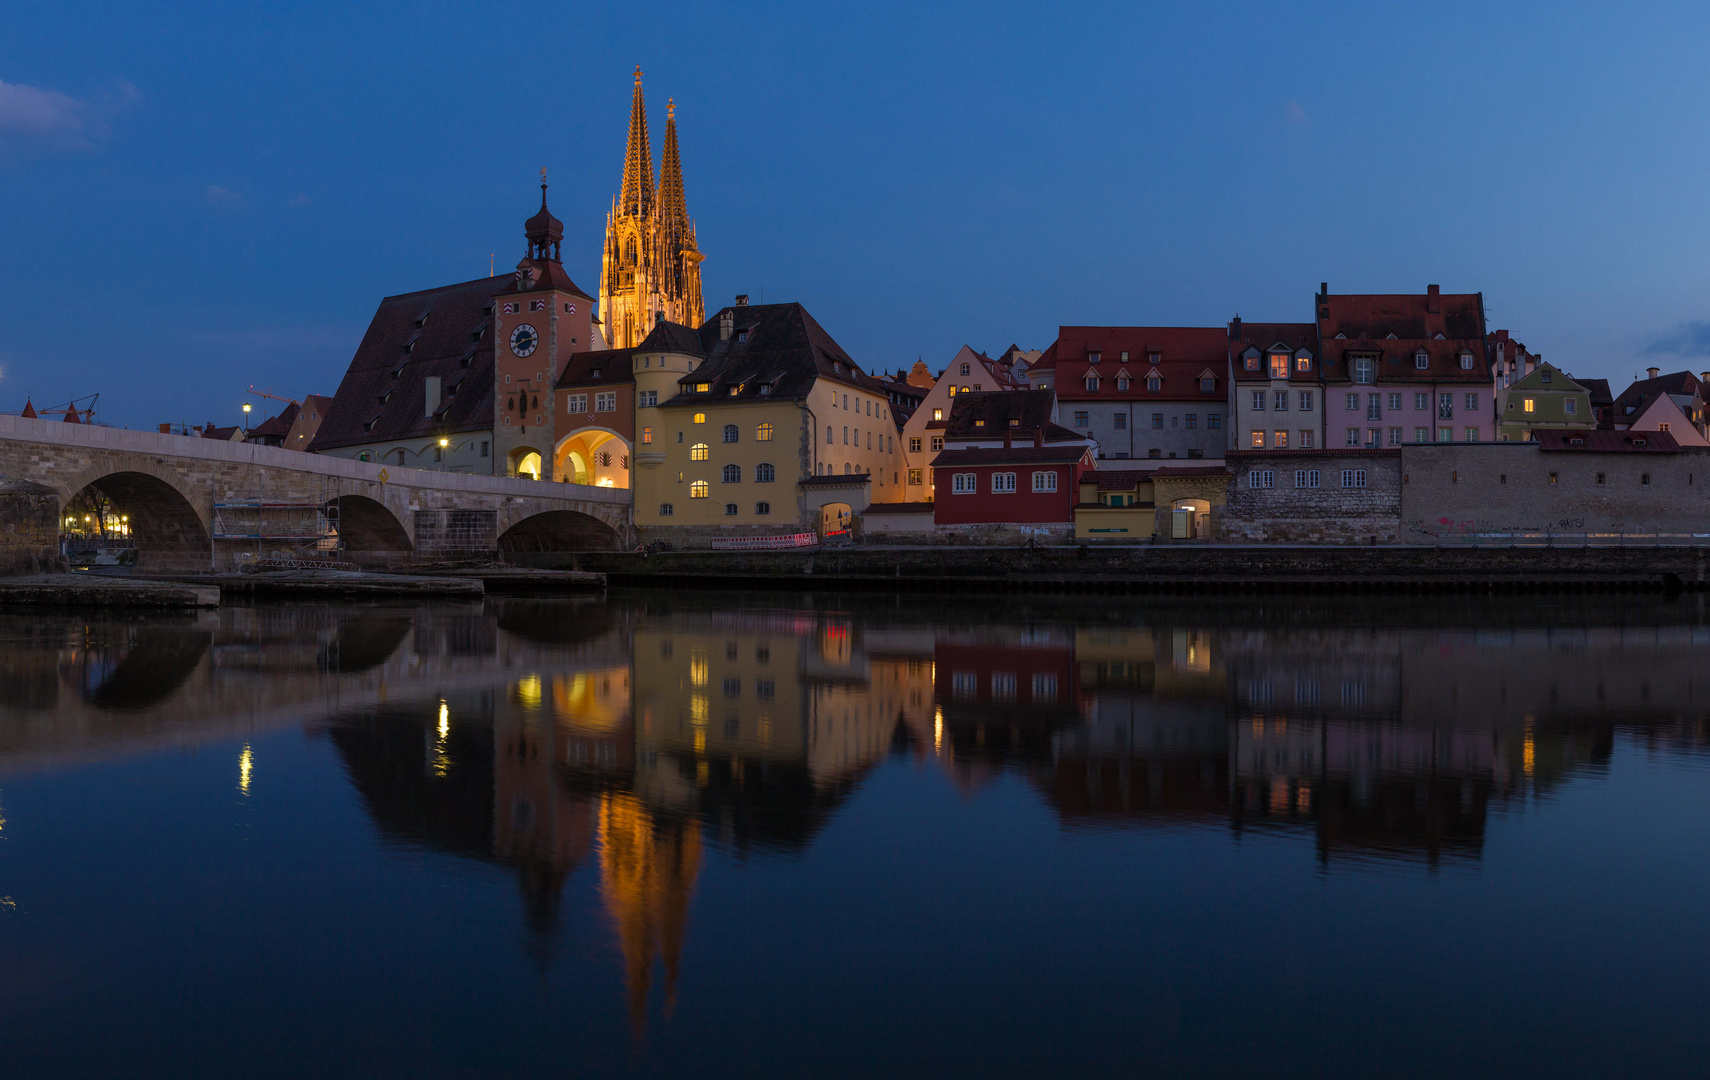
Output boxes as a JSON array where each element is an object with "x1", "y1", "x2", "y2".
[{"x1": 930, "y1": 442, "x2": 1094, "y2": 525}]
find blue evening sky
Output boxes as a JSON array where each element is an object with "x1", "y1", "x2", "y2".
[{"x1": 2, "y1": 0, "x2": 1708, "y2": 429}]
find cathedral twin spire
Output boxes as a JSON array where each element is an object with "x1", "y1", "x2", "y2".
[{"x1": 601, "y1": 67, "x2": 704, "y2": 349}]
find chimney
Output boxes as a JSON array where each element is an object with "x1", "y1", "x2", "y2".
[
  {"x1": 158, "y1": 423, "x2": 172, "y2": 434},
  {"x1": 424, "y1": 376, "x2": 441, "y2": 418},
  {"x1": 1319, "y1": 282, "x2": 1328, "y2": 296},
  {"x1": 1003, "y1": 426, "x2": 1012, "y2": 449},
  {"x1": 1034, "y1": 426, "x2": 1045, "y2": 448},
  {"x1": 734, "y1": 294, "x2": 749, "y2": 306},
  {"x1": 1426, "y1": 284, "x2": 1440, "y2": 314},
  {"x1": 719, "y1": 309, "x2": 734, "y2": 341},
  {"x1": 1648, "y1": 367, "x2": 1661, "y2": 380},
  {"x1": 1700, "y1": 371, "x2": 1710, "y2": 384},
  {"x1": 1230, "y1": 316, "x2": 1242, "y2": 340}
]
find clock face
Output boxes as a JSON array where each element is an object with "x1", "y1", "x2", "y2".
[{"x1": 510, "y1": 323, "x2": 539, "y2": 357}]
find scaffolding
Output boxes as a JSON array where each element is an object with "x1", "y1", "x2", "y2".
[{"x1": 212, "y1": 475, "x2": 345, "y2": 566}]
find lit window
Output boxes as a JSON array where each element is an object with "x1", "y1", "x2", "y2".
[
  {"x1": 695, "y1": 383, "x2": 711, "y2": 393},
  {"x1": 1523, "y1": 398, "x2": 1535, "y2": 413},
  {"x1": 1295, "y1": 354, "x2": 1311, "y2": 372},
  {"x1": 690, "y1": 443, "x2": 710, "y2": 460},
  {"x1": 756, "y1": 422, "x2": 773, "y2": 441},
  {"x1": 1273, "y1": 431, "x2": 1287, "y2": 448},
  {"x1": 1250, "y1": 430, "x2": 1264, "y2": 447},
  {"x1": 641, "y1": 427, "x2": 653, "y2": 444},
  {"x1": 689, "y1": 481, "x2": 709, "y2": 498},
  {"x1": 1269, "y1": 353, "x2": 1288, "y2": 379},
  {"x1": 908, "y1": 469, "x2": 923, "y2": 485},
  {"x1": 693, "y1": 412, "x2": 706, "y2": 423},
  {"x1": 933, "y1": 408, "x2": 943, "y2": 421}
]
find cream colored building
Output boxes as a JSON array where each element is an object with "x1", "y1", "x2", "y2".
[
  {"x1": 631, "y1": 300, "x2": 903, "y2": 536},
  {"x1": 897, "y1": 346, "x2": 1025, "y2": 501}
]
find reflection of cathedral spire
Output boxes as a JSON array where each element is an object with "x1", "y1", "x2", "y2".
[{"x1": 597, "y1": 792, "x2": 701, "y2": 1038}]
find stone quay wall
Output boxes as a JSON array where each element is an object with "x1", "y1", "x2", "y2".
[{"x1": 1221, "y1": 450, "x2": 1403, "y2": 543}]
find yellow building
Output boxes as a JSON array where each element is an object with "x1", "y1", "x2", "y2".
[{"x1": 632, "y1": 299, "x2": 904, "y2": 537}]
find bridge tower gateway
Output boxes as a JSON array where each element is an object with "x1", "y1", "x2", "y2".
[{"x1": 491, "y1": 174, "x2": 596, "y2": 483}]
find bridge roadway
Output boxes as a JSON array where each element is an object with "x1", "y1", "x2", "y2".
[{"x1": 0, "y1": 414, "x2": 632, "y2": 569}]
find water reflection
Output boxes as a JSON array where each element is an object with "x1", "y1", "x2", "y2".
[{"x1": 4, "y1": 593, "x2": 1710, "y2": 1043}]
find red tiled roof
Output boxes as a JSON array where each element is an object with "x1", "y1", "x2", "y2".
[
  {"x1": 1317, "y1": 288, "x2": 1488, "y2": 385},
  {"x1": 930, "y1": 445, "x2": 1092, "y2": 467},
  {"x1": 1048, "y1": 326, "x2": 1228, "y2": 403},
  {"x1": 555, "y1": 347, "x2": 636, "y2": 389},
  {"x1": 1225, "y1": 447, "x2": 1400, "y2": 459},
  {"x1": 1534, "y1": 429, "x2": 1680, "y2": 452},
  {"x1": 1229, "y1": 320, "x2": 1319, "y2": 384}
]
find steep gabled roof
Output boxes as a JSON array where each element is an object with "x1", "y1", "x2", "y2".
[
  {"x1": 943, "y1": 389, "x2": 1056, "y2": 436},
  {"x1": 637, "y1": 319, "x2": 705, "y2": 357},
  {"x1": 1316, "y1": 288, "x2": 1489, "y2": 384},
  {"x1": 555, "y1": 347, "x2": 636, "y2": 389},
  {"x1": 657, "y1": 303, "x2": 885, "y2": 407},
  {"x1": 309, "y1": 276, "x2": 502, "y2": 451},
  {"x1": 1614, "y1": 370, "x2": 1702, "y2": 416},
  {"x1": 1228, "y1": 320, "x2": 1318, "y2": 383}
]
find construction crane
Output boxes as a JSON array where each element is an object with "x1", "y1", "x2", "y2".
[
  {"x1": 32, "y1": 393, "x2": 99, "y2": 423},
  {"x1": 247, "y1": 385, "x2": 302, "y2": 406}
]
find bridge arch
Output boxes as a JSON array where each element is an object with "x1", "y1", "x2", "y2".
[
  {"x1": 61, "y1": 466, "x2": 212, "y2": 571},
  {"x1": 498, "y1": 509, "x2": 623, "y2": 558},
  {"x1": 328, "y1": 495, "x2": 413, "y2": 567}
]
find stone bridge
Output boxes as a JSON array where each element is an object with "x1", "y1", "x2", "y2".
[{"x1": 0, "y1": 414, "x2": 632, "y2": 570}]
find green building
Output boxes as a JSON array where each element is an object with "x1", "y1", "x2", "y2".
[{"x1": 1498, "y1": 362, "x2": 1595, "y2": 442}]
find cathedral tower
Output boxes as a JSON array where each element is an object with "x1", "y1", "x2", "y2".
[{"x1": 600, "y1": 69, "x2": 704, "y2": 349}]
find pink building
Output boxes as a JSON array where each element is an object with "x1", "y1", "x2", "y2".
[{"x1": 1318, "y1": 284, "x2": 1494, "y2": 447}]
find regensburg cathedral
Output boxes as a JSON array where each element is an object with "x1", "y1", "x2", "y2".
[{"x1": 600, "y1": 68, "x2": 705, "y2": 349}]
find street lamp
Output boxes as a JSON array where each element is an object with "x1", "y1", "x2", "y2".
[{"x1": 242, "y1": 401, "x2": 252, "y2": 434}]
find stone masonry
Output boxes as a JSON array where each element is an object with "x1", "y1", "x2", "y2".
[
  {"x1": 0, "y1": 414, "x2": 632, "y2": 569},
  {"x1": 1222, "y1": 449, "x2": 1402, "y2": 543}
]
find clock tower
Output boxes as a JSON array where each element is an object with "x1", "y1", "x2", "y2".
[{"x1": 492, "y1": 175, "x2": 594, "y2": 481}]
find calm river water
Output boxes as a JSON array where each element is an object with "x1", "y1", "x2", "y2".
[{"x1": 2, "y1": 590, "x2": 1708, "y2": 1078}]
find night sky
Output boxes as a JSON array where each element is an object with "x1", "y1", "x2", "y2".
[{"x1": 2, "y1": 0, "x2": 1708, "y2": 429}]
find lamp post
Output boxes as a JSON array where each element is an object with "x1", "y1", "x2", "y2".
[{"x1": 241, "y1": 401, "x2": 252, "y2": 435}]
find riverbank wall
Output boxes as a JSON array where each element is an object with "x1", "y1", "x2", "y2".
[{"x1": 571, "y1": 544, "x2": 1710, "y2": 593}]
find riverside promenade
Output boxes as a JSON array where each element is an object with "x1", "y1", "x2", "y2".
[{"x1": 573, "y1": 543, "x2": 1710, "y2": 594}]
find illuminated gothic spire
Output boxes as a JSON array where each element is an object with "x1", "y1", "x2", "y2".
[
  {"x1": 619, "y1": 66, "x2": 654, "y2": 221},
  {"x1": 656, "y1": 98, "x2": 690, "y2": 239}
]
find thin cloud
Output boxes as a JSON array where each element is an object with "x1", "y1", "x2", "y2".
[
  {"x1": 0, "y1": 78, "x2": 136, "y2": 151},
  {"x1": 1642, "y1": 321, "x2": 1710, "y2": 358},
  {"x1": 206, "y1": 184, "x2": 244, "y2": 205},
  {"x1": 1285, "y1": 100, "x2": 1309, "y2": 127}
]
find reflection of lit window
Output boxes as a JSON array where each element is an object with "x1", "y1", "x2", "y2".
[
  {"x1": 690, "y1": 652, "x2": 708, "y2": 686},
  {"x1": 516, "y1": 675, "x2": 542, "y2": 706},
  {"x1": 691, "y1": 695, "x2": 709, "y2": 724},
  {"x1": 953, "y1": 671, "x2": 977, "y2": 698},
  {"x1": 758, "y1": 715, "x2": 772, "y2": 743},
  {"x1": 1031, "y1": 672, "x2": 1058, "y2": 702}
]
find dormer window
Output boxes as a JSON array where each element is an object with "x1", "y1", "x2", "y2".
[
  {"x1": 1009, "y1": 418, "x2": 1020, "y2": 426},
  {"x1": 1115, "y1": 374, "x2": 1130, "y2": 392},
  {"x1": 695, "y1": 382, "x2": 711, "y2": 393},
  {"x1": 1268, "y1": 351, "x2": 1289, "y2": 379},
  {"x1": 1084, "y1": 373, "x2": 1100, "y2": 391},
  {"x1": 974, "y1": 419, "x2": 985, "y2": 427},
  {"x1": 592, "y1": 368, "x2": 602, "y2": 378},
  {"x1": 1295, "y1": 351, "x2": 1312, "y2": 373},
  {"x1": 1200, "y1": 375, "x2": 1216, "y2": 392},
  {"x1": 1087, "y1": 351, "x2": 1101, "y2": 364},
  {"x1": 834, "y1": 362, "x2": 843, "y2": 375},
  {"x1": 738, "y1": 331, "x2": 748, "y2": 342},
  {"x1": 760, "y1": 383, "x2": 773, "y2": 396},
  {"x1": 1570, "y1": 436, "x2": 1585, "y2": 446},
  {"x1": 1634, "y1": 437, "x2": 1648, "y2": 447},
  {"x1": 1146, "y1": 375, "x2": 1161, "y2": 392},
  {"x1": 1459, "y1": 352, "x2": 1475, "y2": 370},
  {"x1": 1243, "y1": 348, "x2": 1260, "y2": 371},
  {"x1": 1353, "y1": 357, "x2": 1375, "y2": 384},
  {"x1": 1414, "y1": 351, "x2": 1429, "y2": 370}
]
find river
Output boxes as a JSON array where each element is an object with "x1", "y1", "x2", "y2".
[{"x1": 1, "y1": 590, "x2": 1707, "y2": 1078}]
